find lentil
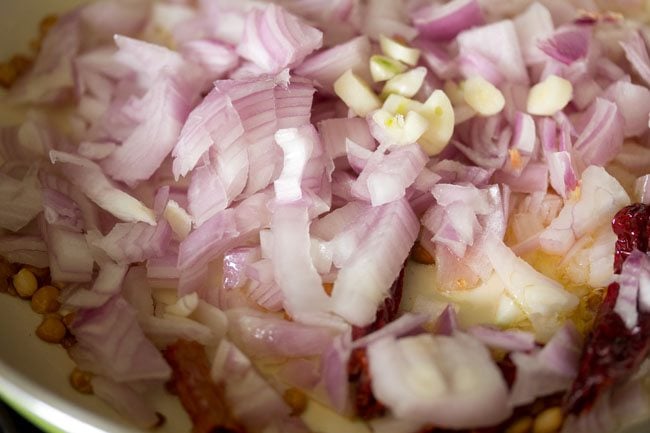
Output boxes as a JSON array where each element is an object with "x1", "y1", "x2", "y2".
[
  {"x1": 13, "y1": 268, "x2": 38, "y2": 298},
  {"x1": 69, "y1": 368, "x2": 93, "y2": 394},
  {"x1": 282, "y1": 388, "x2": 308, "y2": 416},
  {"x1": 506, "y1": 417, "x2": 533, "y2": 433},
  {"x1": 532, "y1": 407, "x2": 563, "y2": 433},
  {"x1": 36, "y1": 316, "x2": 66, "y2": 344},
  {"x1": 31, "y1": 285, "x2": 60, "y2": 314},
  {"x1": 411, "y1": 242, "x2": 435, "y2": 264}
]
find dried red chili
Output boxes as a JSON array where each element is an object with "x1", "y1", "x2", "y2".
[
  {"x1": 565, "y1": 203, "x2": 650, "y2": 414},
  {"x1": 347, "y1": 266, "x2": 406, "y2": 419},
  {"x1": 163, "y1": 339, "x2": 245, "y2": 433}
]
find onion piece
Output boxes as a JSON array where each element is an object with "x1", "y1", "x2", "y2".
[
  {"x1": 538, "y1": 25, "x2": 591, "y2": 65},
  {"x1": 140, "y1": 314, "x2": 214, "y2": 348},
  {"x1": 547, "y1": 151, "x2": 578, "y2": 199},
  {"x1": 237, "y1": 3, "x2": 323, "y2": 73},
  {"x1": 603, "y1": 81, "x2": 650, "y2": 137},
  {"x1": 318, "y1": 117, "x2": 376, "y2": 162},
  {"x1": 245, "y1": 261, "x2": 284, "y2": 312},
  {"x1": 121, "y1": 266, "x2": 154, "y2": 317},
  {"x1": 210, "y1": 339, "x2": 295, "y2": 433},
  {"x1": 635, "y1": 175, "x2": 650, "y2": 205},
  {"x1": 620, "y1": 30, "x2": 650, "y2": 87},
  {"x1": 46, "y1": 225, "x2": 94, "y2": 283},
  {"x1": 615, "y1": 250, "x2": 650, "y2": 328},
  {"x1": 70, "y1": 296, "x2": 171, "y2": 382},
  {"x1": 351, "y1": 313, "x2": 429, "y2": 349},
  {"x1": 509, "y1": 323, "x2": 583, "y2": 406},
  {"x1": 180, "y1": 39, "x2": 239, "y2": 80},
  {"x1": 363, "y1": 0, "x2": 417, "y2": 42},
  {"x1": 295, "y1": 36, "x2": 372, "y2": 93},
  {"x1": 512, "y1": 2, "x2": 554, "y2": 65},
  {"x1": 467, "y1": 325, "x2": 536, "y2": 352},
  {"x1": 49, "y1": 151, "x2": 156, "y2": 225},
  {"x1": 178, "y1": 209, "x2": 239, "y2": 270},
  {"x1": 90, "y1": 221, "x2": 172, "y2": 265},
  {"x1": 271, "y1": 201, "x2": 332, "y2": 323},
  {"x1": 367, "y1": 333, "x2": 511, "y2": 428},
  {"x1": 412, "y1": 0, "x2": 484, "y2": 42},
  {"x1": 0, "y1": 167, "x2": 43, "y2": 232},
  {"x1": 8, "y1": 12, "x2": 80, "y2": 104},
  {"x1": 485, "y1": 234, "x2": 578, "y2": 323},
  {"x1": 0, "y1": 236, "x2": 49, "y2": 268},
  {"x1": 457, "y1": 19, "x2": 528, "y2": 85},
  {"x1": 330, "y1": 198, "x2": 418, "y2": 326},
  {"x1": 274, "y1": 126, "x2": 318, "y2": 202},
  {"x1": 573, "y1": 98, "x2": 624, "y2": 168},
  {"x1": 227, "y1": 308, "x2": 337, "y2": 358},
  {"x1": 540, "y1": 166, "x2": 630, "y2": 255},
  {"x1": 91, "y1": 376, "x2": 161, "y2": 430},
  {"x1": 322, "y1": 332, "x2": 352, "y2": 412}
]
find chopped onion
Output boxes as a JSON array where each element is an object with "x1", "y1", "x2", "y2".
[
  {"x1": 573, "y1": 98, "x2": 624, "y2": 167},
  {"x1": 50, "y1": 151, "x2": 156, "y2": 225},
  {"x1": 485, "y1": 234, "x2": 578, "y2": 322},
  {"x1": 91, "y1": 376, "x2": 160, "y2": 430},
  {"x1": 0, "y1": 236, "x2": 49, "y2": 268},
  {"x1": 237, "y1": 3, "x2": 323, "y2": 73},
  {"x1": 620, "y1": 31, "x2": 650, "y2": 87},
  {"x1": 538, "y1": 25, "x2": 591, "y2": 65},
  {"x1": 295, "y1": 36, "x2": 372, "y2": 93},
  {"x1": 70, "y1": 296, "x2": 171, "y2": 382},
  {"x1": 457, "y1": 19, "x2": 528, "y2": 85},
  {"x1": 271, "y1": 202, "x2": 332, "y2": 323},
  {"x1": 367, "y1": 333, "x2": 511, "y2": 428},
  {"x1": 330, "y1": 198, "x2": 418, "y2": 326},
  {"x1": 412, "y1": 0, "x2": 484, "y2": 42},
  {"x1": 0, "y1": 168, "x2": 43, "y2": 232}
]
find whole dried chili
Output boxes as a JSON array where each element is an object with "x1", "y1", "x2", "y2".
[
  {"x1": 565, "y1": 203, "x2": 650, "y2": 414},
  {"x1": 347, "y1": 266, "x2": 405, "y2": 419},
  {"x1": 163, "y1": 339, "x2": 245, "y2": 433}
]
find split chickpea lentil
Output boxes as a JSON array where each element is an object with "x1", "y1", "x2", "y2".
[
  {"x1": 5, "y1": 266, "x2": 70, "y2": 345},
  {"x1": 69, "y1": 368, "x2": 94, "y2": 394},
  {"x1": 36, "y1": 315, "x2": 67, "y2": 344}
]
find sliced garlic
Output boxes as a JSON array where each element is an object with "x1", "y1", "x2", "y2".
[
  {"x1": 369, "y1": 55, "x2": 407, "y2": 82},
  {"x1": 166, "y1": 292, "x2": 200, "y2": 317},
  {"x1": 527, "y1": 74, "x2": 573, "y2": 116},
  {"x1": 379, "y1": 35, "x2": 420, "y2": 66},
  {"x1": 382, "y1": 91, "x2": 454, "y2": 156},
  {"x1": 372, "y1": 109, "x2": 429, "y2": 146},
  {"x1": 383, "y1": 93, "x2": 424, "y2": 115},
  {"x1": 381, "y1": 66, "x2": 427, "y2": 98},
  {"x1": 443, "y1": 80, "x2": 465, "y2": 105},
  {"x1": 334, "y1": 69, "x2": 382, "y2": 117},
  {"x1": 462, "y1": 76, "x2": 505, "y2": 116},
  {"x1": 163, "y1": 199, "x2": 192, "y2": 240},
  {"x1": 419, "y1": 90, "x2": 455, "y2": 156}
]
